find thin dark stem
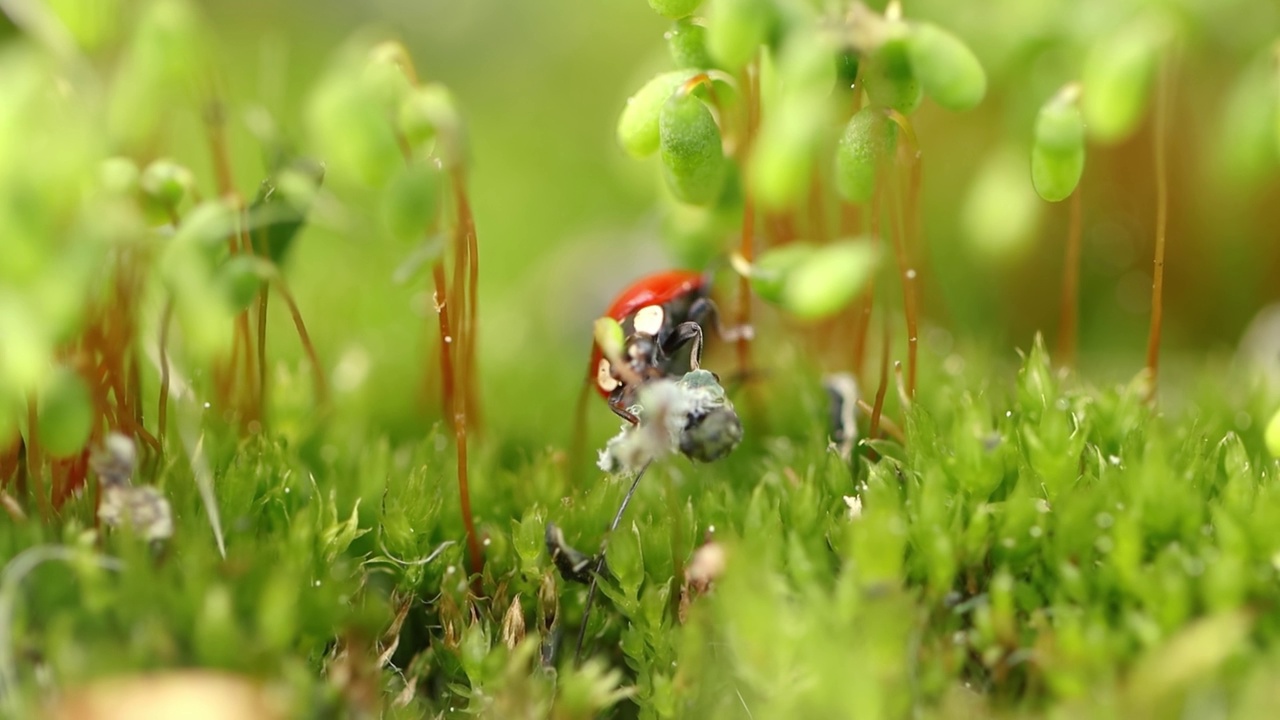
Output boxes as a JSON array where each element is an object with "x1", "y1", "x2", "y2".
[
  {"x1": 574, "y1": 461, "x2": 651, "y2": 666},
  {"x1": 1144, "y1": 55, "x2": 1172, "y2": 403},
  {"x1": 452, "y1": 169, "x2": 483, "y2": 435},
  {"x1": 433, "y1": 261, "x2": 482, "y2": 582},
  {"x1": 269, "y1": 276, "x2": 328, "y2": 408},
  {"x1": 870, "y1": 314, "x2": 890, "y2": 441},
  {"x1": 857, "y1": 398, "x2": 905, "y2": 444},
  {"x1": 1057, "y1": 188, "x2": 1083, "y2": 367}
]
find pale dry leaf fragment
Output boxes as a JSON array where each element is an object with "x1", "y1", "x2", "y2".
[
  {"x1": 98, "y1": 484, "x2": 173, "y2": 542},
  {"x1": 844, "y1": 495, "x2": 864, "y2": 520},
  {"x1": 501, "y1": 594, "x2": 526, "y2": 650},
  {"x1": 48, "y1": 671, "x2": 287, "y2": 720}
]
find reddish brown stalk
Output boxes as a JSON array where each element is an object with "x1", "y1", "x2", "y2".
[
  {"x1": 884, "y1": 110, "x2": 921, "y2": 398},
  {"x1": 1144, "y1": 56, "x2": 1173, "y2": 404},
  {"x1": 1056, "y1": 188, "x2": 1083, "y2": 367},
  {"x1": 387, "y1": 55, "x2": 484, "y2": 584},
  {"x1": 856, "y1": 398, "x2": 904, "y2": 444},
  {"x1": 269, "y1": 276, "x2": 329, "y2": 409},
  {"x1": 869, "y1": 314, "x2": 890, "y2": 441},
  {"x1": 451, "y1": 168, "x2": 483, "y2": 435},
  {"x1": 432, "y1": 261, "x2": 483, "y2": 581},
  {"x1": 431, "y1": 264, "x2": 457, "y2": 431}
]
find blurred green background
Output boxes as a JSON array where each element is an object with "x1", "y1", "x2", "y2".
[{"x1": 5, "y1": 0, "x2": 1278, "y2": 446}]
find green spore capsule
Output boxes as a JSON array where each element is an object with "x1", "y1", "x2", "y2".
[
  {"x1": 781, "y1": 239, "x2": 881, "y2": 320},
  {"x1": 836, "y1": 107, "x2": 898, "y2": 204},
  {"x1": 37, "y1": 366, "x2": 94, "y2": 458},
  {"x1": 706, "y1": 0, "x2": 774, "y2": 70},
  {"x1": 617, "y1": 70, "x2": 699, "y2": 159},
  {"x1": 363, "y1": 42, "x2": 415, "y2": 109},
  {"x1": 1031, "y1": 85, "x2": 1086, "y2": 202},
  {"x1": 139, "y1": 158, "x2": 194, "y2": 215},
  {"x1": 836, "y1": 51, "x2": 860, "y2": 91},
  {"x1": 907, "y1": 22, "x2": 986, "y2": 112},
  {"x1": 667, "y1": 18, "x2": 713, "y2": 69},
  {"x1": 659, "y1": 90, "x2": 726, "y2": 206},
  {"x1": 398, "y1": 83, "x2": 464, "y2": 162},
  {"x1": 863, "y1": 28, "x2": 922, "y2": 114},
  {"x1": 307, "y1": 64, "x2": 402, "y2": 188},
  {"x1": 1081, "y1": 20, "x2": 1166, "y2": 144},
  {"x1": 649, "y1": 0, "x2": 701, "y2": 19},
  {"x1": 745, "y1": 242, "x2": 817, "y2": 304},
  {"x1": 381, "y1": 162, "x2": 443, "y2": 244},
  {"x1": 217, "y1": 255, "x2": 266, "y2": 312}
]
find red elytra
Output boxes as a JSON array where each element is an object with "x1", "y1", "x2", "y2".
[{"x1": 588, "y1": 270, "x2": 707, "y2": 399}]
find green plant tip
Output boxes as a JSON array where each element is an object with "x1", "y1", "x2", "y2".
[
  {"x1": 617, "y1": 70, "x2": 699, "y2": 159},
  {"x1": 1081, "y1": 21, "x2": 1166, "y2": 144},
  {"x1": 140, "y1": 159, "x2": 193, "y2": 211},
  {"x1": 217, "y1": 255, "x2": 267, "y2": 312},
  {"x1": 746, "y1": 242, "x2": 817, "y2": 304},
  {"x1": 1267, "y1": 406, "x2": 1280, "y2": 459},
  {"x1": 780, "y1": 239, "x2": 880, "y2": 319},
  {"x1": 836, "y1": 107, "x2": 898, "y2": 204},
  {"x1": 705, "y1": 0, "x2": 774, "y2": 70},
  {"x1": 667, "y1": 18, "x2": 713, "y2": 69},
  {"x1": 907, "y1": 22, "x2": 987, "y2": 111},
  {"x1": 1032, "y1": 88, "x2": 1086, "y2": 202},
  {"x1": 648, "y1": 0, "x2": 701, "y2": 20},
  {"x1": 399, "y1": 83, "x2": 462, "y2": 156},
  {"x1": 658, "y1": 91, "x2": 726, "y2": 206},
  {"x1": 37, "y1": 365, "x2": 94, "y2": 458},
  {"x1": 594, "y1": 317, "x2": 626, "y2": 364},
  {"x1": 863, "y1": 28, "x2": 922, "y2": 114}
]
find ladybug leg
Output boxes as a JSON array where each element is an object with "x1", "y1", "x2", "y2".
[
  {"x1": 663, "y1": 322, "x2": 706, "y2": 370},
  {"x1": 608, "y1": 391, "x2": 641, "y2": 425},
  {"x1": 687, "y1": 298, "x2": 754, "y2": 344}
]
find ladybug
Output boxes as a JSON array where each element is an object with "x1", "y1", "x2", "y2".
[{"x1": 588, "y1": 269, "x2": 723, "y2": 423}]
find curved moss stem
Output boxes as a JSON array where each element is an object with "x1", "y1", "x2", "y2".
[{"x1": 1144, "y1": 54, "x2": 1173, "y2": 403}]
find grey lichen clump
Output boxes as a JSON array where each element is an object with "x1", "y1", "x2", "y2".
[
  {"x1": 598, "y1": 369, "x2": 743, "y2": 474},
  {"x1": 91, "y1": 432, "x2": 174, "y2": 543}
]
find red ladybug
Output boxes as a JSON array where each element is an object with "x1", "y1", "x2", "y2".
[{"x1": 587, "y1": 269, "x2": 722, "y2": 423}]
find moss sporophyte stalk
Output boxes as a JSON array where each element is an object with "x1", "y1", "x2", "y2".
[{"x1": 2, "y1": 0, "x2": 1280, "y2": 717}]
